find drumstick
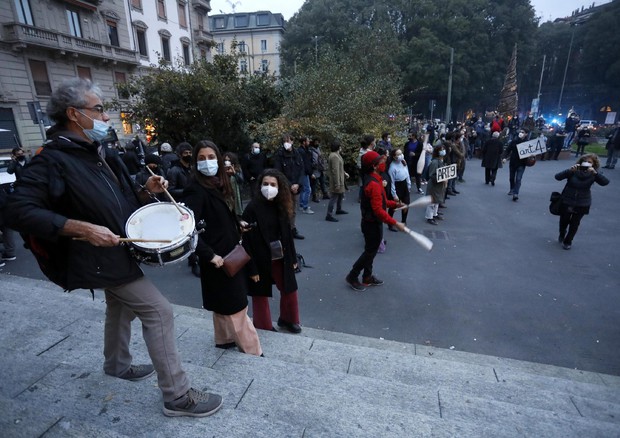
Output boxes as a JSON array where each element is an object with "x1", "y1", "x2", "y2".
[
  {"x1": 145, "y1": 166, "x2": 186, "y2": 216},
  {"x1": 402, "y1": 226, "x2": 433, "y2": 251},
  {"x1": 394, "y1": 195, "x2": 432, "y2": 211},
  {"x1": 73, "y1": 237, "x2": 173, "y2": 243}
]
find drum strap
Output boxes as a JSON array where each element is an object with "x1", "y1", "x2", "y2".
[{"x1": 97, "y1": 145, "x2": 121, "y2": 187}]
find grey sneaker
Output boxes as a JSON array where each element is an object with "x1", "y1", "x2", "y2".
[
  {"x1": 114, "y1": 364, "x2": 156, "y2": 381},
  {"x1": 163, "y1": 388, "x2": 223, "y2": 418}
]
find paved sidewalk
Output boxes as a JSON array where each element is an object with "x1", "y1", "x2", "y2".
[{"x1": 1, "y1": 274, "x2": 619, "y2": 437}]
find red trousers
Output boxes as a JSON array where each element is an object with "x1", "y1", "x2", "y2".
[{"x1": 251, "y1": 260, "x2": 300, "y2": 330}]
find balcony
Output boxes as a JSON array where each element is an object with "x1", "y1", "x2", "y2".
[
  {"x1": 192, "y1": 0, "x2": 211, "y2": 13},
  {"x1": 2, "y1": 23, "x2": 140, "y2": 66},
  {"x1": 193, "y1": 28, "x2": 213, "y2": 45}
]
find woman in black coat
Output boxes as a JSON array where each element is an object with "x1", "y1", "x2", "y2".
[
  {"x1": 480, "y1": 131, "x2": 503, "y2": 185},
  {"x1": 242, "y1": 169, "x2": 301, "y2": 333},
  {"x1": 555, "y1": 154, "x2": 609, "y2": 250},
  {"x1": 184, "y1": 140, "x2": 262, "y2": 355}
]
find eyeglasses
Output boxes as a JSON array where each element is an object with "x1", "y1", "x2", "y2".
[{"x1": 77, "y1": 105, "x2": 106, "y2": 114}]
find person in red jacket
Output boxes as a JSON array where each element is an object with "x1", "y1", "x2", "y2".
[{"x1": 346, "y1": 150, "x2": 406, "y2": 291}]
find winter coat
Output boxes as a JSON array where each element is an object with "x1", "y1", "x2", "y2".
[
  {"x1": 242, "y1": 199, "x2": 298, "y2": 297},
  {"x1": 183, "y1": 180, "x2": 248, "y2": 315},
  {"x1": 555, "y1": 168, "x2": 609, "y2": 209},
  {"x1": 273, "y1": 146, "x2": 304, "y2": 185},
  {"x1": 241, "y1": 151, "x2": 267, "y2": 182},
  {"x1": 425, "y1": 158, "x2": 447, "y2": 203},
  {"x1": 327, "y1": 151, "x2": 346, "y2": 194},
  {"x1": 502, "y1": 139, "x2": 529, "y2": 168},
  {"x1": 166, "y1": 162, "x2": 192, "y2": 201},
  {"x1": 4, "y1": 129, "x2": 144, "y2": 290},
  {"x1": 297, "y1": 146, "x2": 314, "y2": 176},
  {"x1": 481, "y1": 138, "x2": 504, "y2": 169}
]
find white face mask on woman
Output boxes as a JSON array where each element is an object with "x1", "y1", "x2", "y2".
[
  {"x1": 261, "y1": 185, "x2": 278, "y2": 200},
  {"x1": 197, "y1": 159, "x2": 219, "y2": 176}
]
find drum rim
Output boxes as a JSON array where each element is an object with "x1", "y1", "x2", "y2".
[{"x1": 125, "y1": 202, "x2": 195, "y2": 250}]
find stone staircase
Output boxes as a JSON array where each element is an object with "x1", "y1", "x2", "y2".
[{"x1": 1, "y1": 273, "x2": 619, "y2": 437}]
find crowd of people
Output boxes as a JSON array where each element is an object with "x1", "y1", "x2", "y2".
[{"x1": 0, "y1": 77, "x2": 614, "y2": 419}]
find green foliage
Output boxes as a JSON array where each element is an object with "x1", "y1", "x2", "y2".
[{"x1": 112, "y1": 56, "x2": 282, "y2": 153}]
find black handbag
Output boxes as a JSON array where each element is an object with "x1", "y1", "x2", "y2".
[{"x1": 549, "y1": 191, "x2": 562, "y2": 216}]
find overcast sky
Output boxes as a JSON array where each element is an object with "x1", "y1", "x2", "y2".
[{"x1": 209, "y1": 0, "x2": 612, "y2": 22}]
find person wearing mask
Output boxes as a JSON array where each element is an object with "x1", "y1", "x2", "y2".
[
  {"x1": 356, "y1": 135, "x2": 375, "y2": 202},
  {"x1": 377, "y1": 132, "x2": 392, "y2": 151},
  {"x1": 159, "y1": 142, "x2": 176, "y2": 176},
  {"x1": 502, "y1": 130, "x2": 530, "y2": 202},
  {"x1": 136, "y1": 154, "x2": 164, "y2": 187},
  {"x1": 387, "y1": 148, "x2": 411, "y2": 231},
  {"x1": 345, "y1": 150, "x2": 405, "y2": 291},
  {"x1": 183, "y1": 140, "x2": 262, "y2": 356},
  {"x1": 273, "y1": 134, "x2": 305, "y2": 239},
  {"x1": 121, "y1": 141, "x2": 141, "y2": 180},
  {"x1": 242, "y1": 169, "x2": 302, "y2": 334},
  {"x1": 574, "y1": 124, "x2": 591, "y2": 157},
  {"x1": 241, "y1": 142, "x2": 267, "y2": 197},
  {"x1": 4, "y1": 78, "x2": 222, "y2": 418},
  {"x1": 297, "y1": 136, "x2": 314, "y2": 214},
  {"x1": 481, "y1": 131, "x2": 503, "y2": 186},
  {"x1": 223, "y1": 152, "x2": 244, "y2": 216},
  {"x1": 425, "y1": 145, "x2": 448, "y2": 225},
  {"x1": 325, "y1": 140, "x2": 348, "y2": 222},
  {"x1": 554, "y1": 154, "x2": 609, "y2": 250}
]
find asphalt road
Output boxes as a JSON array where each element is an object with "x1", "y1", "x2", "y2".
[{"x1": 2, "y1": 156, "x2": 619, "y2": 375}]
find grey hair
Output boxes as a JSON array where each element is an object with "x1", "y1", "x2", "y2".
[{"x1": 46, "y1": 78, "x2": 103, "y2": 126}]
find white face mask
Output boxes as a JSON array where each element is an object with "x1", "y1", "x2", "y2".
[
  {"x1": 77, "y1": 111, "x2": 109, "y2": 143},
  {"x1": 395, "y1": 154, "x2": 403, "y2": 161},
  {"x1": 224, "y1": 160, "x2": 232, "y2": 167},
  {"x1": 580, "y1": 161, "x2": 593, "y2": 168},
  {"x1": 518, "y1": 133, "x2": 526, "y2": 139},
  {"x1": 283, "y1": 142, "x2": 292, "y2": 150},
  {"x1": 261, "y1": 184, "x2": 278, "y2": 200},
  {"x1": 252, "y1": 147, "x2": 260, "y2": 155},
  {"x1": 197, "y1": 159, "x2": 219, "y2": 176}
]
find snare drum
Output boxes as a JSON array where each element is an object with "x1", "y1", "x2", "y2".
[{"x1": 125, "y1": 202, "x2": 197, "y2": 266}]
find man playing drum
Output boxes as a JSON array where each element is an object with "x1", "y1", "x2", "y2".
[{"x1": 4, "y1": 78, "x2": 222, "y2": 418}]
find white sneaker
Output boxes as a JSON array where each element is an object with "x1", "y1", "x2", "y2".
[{"x1": 302, "y1": 207, "x2": 315, "y2": 214}]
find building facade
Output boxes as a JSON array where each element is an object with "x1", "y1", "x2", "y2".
[
  {"x1": 209, "y1": 11, "x2": 284, "y2": 76},
  {"x1": 0, "y1": 0, "x2": 143, "y2": 153}
]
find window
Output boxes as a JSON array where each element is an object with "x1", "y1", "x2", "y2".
[
  {"x1": 114, "y1": 72, "x2": 129, "y2": 99},
  {"x1": 66, "y1": 8, "x2": 82, "y2": 38},
  {"x1": 257, "y1": 13, "x2": 270, "y2": 26},
  {"x1": 136, "y1": 29, "x2": 148, "y2": 56},
  {"x1": 261, "y1": 59, "x2": 269, "y2": 72},
  {"x1": 177, "y1": 2, "x2": 187, "y2": 28},
  {"x1": 131, "y1": 0, "x2": 142, "y2": 9},
  {"x1": 196, "y1": 13, "x2": 204, "y2": 30},
  {"x1": 214, "y1": 17, "x2": 225, "y2": 29},
  {"x1": 161, "y1": 36, "x2": 171, "y2": 61},
  {"x1": 108, "y1": 21, "x2": 119, "y2": 47},
  {"x1": 157, "y1": 0, "x2": 166, "y2": 19},
  {"x1": 29, "y1": 60, "x2": 52, "y2": 96},
  {"x1": 14, "y1": 0, "x2": 34, "y2": 26},
  {"x1": 234, "y1": 15, "x2": 249, "y2": 27},
  {"x1": 77, "y1": 66, "x2": 92, "y2": 81},
  {"x1": 260, "y1": 40, "x2": 267, "y2": 51},
  {"x1": 182, "y1": 43, "x2": 191, "y2": 66},
  {"x1": 240, "y1": 60, "x2": 247, "y2": 73},
  {"x1": 216, "y1": 42, "x2": 224, "y2": 54},
  {"x1": 238, "y1": 41, "x2": 246, "y2": 53}
]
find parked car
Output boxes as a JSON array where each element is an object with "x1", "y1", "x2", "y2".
[
  {"x1": 578, "y1": 120, "x2": 599, "y2": 132},
  {"x1": 0, "y1": 156, "x2": 16, "y2": 192}
]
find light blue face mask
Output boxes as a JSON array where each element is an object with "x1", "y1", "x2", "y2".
[
  {"x1": 197, "y1": 159, "x2": 219, "y2": 176},
  {"x1": 439, "y1": 150, "x2": 446, "y2": 156},
  {"x1": 77, "y1": 111, "x2": 109, "y2": 143}
]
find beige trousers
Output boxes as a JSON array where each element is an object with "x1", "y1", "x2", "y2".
[{"x1": 212, "y1": 307, "x2": 262, "y2": 356}]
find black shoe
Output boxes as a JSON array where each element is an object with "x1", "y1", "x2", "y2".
[
  {"x1": 191, "y1": 264, "x2": 201, "y2": 278},
  {"x1": 362, "y1": 275, "x2": 384, "y2": 286},
  {"x1": 292, "y1": 229, "x2": 305, "y2": 240},
  {"x1": 322, "y1": 195, "x2": 331, "y2": 200},
  {"x1": 444, "y1": 195, "x2": 450, "y2": 199},
  {"x1": 215, "y1": 342, "x2": 237, "y2": 350},
  {"x1": 427, "y1": 218, "x2": 438, "y2": 225},
  {"x1": 513, "y1": 195, "x2": 518, "y2": 202},
  {"x1": 433, "y1": 215, "x2": 444, "y2": 221},
  {"x1": 388, "y1": 226, "x2": 398, "y2": 232},
  {"x1": 312, "y1": 198, "x2": 320, "y2": 203},
  {"x1": 603, "y1": 165, "x2": 611, "y2": 169},
  {"x1": 346, "y1": 274, "x2": 366, "y2": 291},
  {"x1": 335, "y1": 210, "x2": 349, "y2": 215},
  {"x1": 438, "y1": 204, "x2": 447, "y2": 209},
  {"x1": 111, "y1": 364, "x2": 156, "y2": 382},
  {"x1": 277, "y1": 318, "x2": 302, "y2": 334},
  {"x1": 491, "y1": 181, "x2": 495, "y2": 186},
  {"x1": 485, "y1": 181, "x2": 489, "y2": 185},
  {"x1": 436, "y1": 211, "x2": 444, "y2": 216},
  {"x1": 452, "y1": 189, "x2": 460, "y2": 194},
  {"x1": 562, "y1": 242, "x2": 571, "y2": 250},
  {"x1": 325, "y1": 215, "x2": 339, "y2": 222}
]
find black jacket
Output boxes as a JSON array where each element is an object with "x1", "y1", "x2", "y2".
[
  {"x1": 481, "y1": 138, "x2": 503, "y2": 169},
  {"x1": 183, "y1": 181, "x2": 249, "y2": 315},
  {"x1": 242, "y1": 198, "x2": 298, "y2": 296},
  {"x1": 555, "y1": 168, "x2": 609, "y2": 208},
  {"x1": 166, "y1": 162, "x2": 192, "y2": 201},
  {"x1": 273, "y1": 146, "x2": 304, "y2": 185},
  {"x1": 4, "y1": 129, "x2": 143, "y2": 290},
  {"x1": 502, "y1": 139, "x2": 529, "y2": 168},
  {"x1": 241, "y1": 152, "x2": 267, "y2": 182},
  {"x1": 298, "y1": 145, "x2": 314, "y2": 176}
]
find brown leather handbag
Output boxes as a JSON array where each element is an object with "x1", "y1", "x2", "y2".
[{"x1": 222, "y1": 243, "x2": 251, "y2": 277}]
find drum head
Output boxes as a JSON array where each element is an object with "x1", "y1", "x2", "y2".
[{"x1": 126, "y1": 203, "x2": 195, "y2": 250}]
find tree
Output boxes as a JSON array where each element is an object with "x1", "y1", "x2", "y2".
[{"x1": 113, "y1": 55, "x2": 282, "y2": 152}]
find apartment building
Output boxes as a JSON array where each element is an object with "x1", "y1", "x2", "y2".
[{"x1": 209, "y1": 11, "x2": 285, "y2": 76}]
